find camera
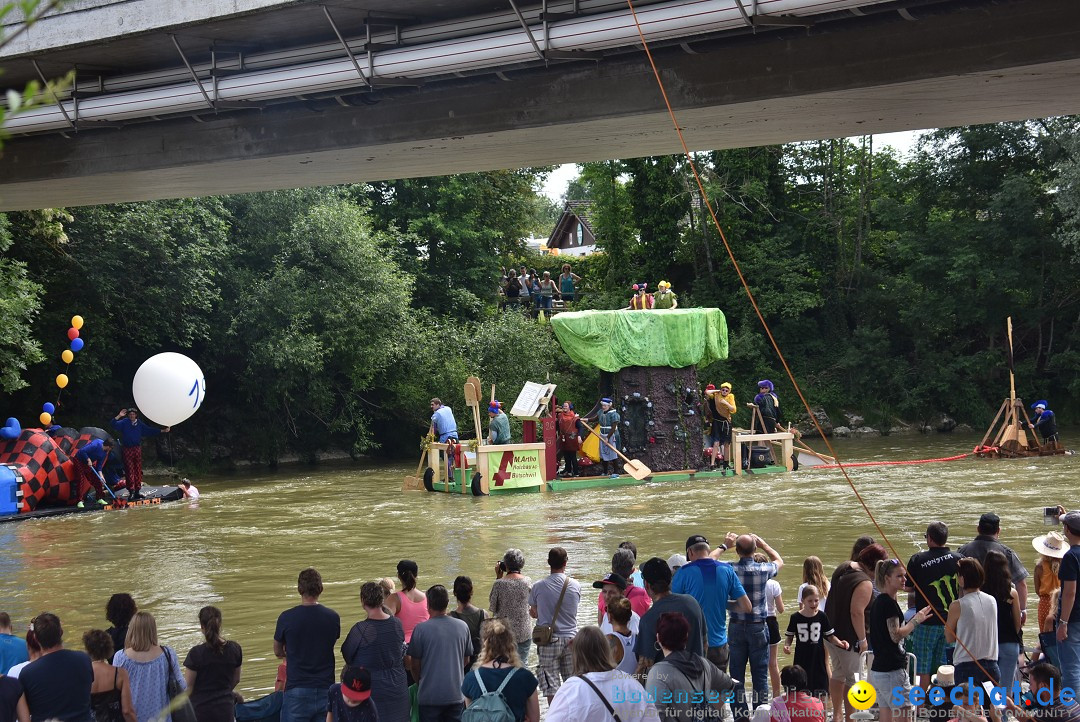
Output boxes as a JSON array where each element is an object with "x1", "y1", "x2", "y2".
[
  {"x1": 498, "y1": 561, "x2": 507, "y2": 572},
  {"x1": 1044, "y1": 507, "x2": 1061, "y2": 526}
]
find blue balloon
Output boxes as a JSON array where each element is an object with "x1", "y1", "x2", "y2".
[
  {"x1": 42, "y1": 402, "x2": 55, "y2": 414},
  {"x1": 1, "y1": 417, "x2": 21, "y2": 441},
  {"x1": 70, "y1": 337, "x2": 84, "y2": 352}
]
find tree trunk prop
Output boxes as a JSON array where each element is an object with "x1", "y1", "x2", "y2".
[{"x1": 612, "y1": 365, "x2": 704, "y2": 473}]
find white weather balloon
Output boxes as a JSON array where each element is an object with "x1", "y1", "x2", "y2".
[{"x1": 131, "y1": 353, "x2": 206, "y2": 426}]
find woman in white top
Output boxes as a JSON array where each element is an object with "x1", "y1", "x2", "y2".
[
  {"x1": 945, "y1": 557, "x2": 1000, "y2": 687},
  {"x1": 546, "y1": 626, "x2": 655, "y2": 722}
]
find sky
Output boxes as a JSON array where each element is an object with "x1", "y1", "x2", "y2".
[{"x1": 540, "y1": 129, "x2": 925, "y2": 202}]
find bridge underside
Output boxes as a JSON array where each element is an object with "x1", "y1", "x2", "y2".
[{"x1": 0, "y1": 0, "x2": 1078, "y2": 210}]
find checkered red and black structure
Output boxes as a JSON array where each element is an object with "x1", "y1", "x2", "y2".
[{"x1": 0, "y1": 427, "x2": 115, "y2": 513}]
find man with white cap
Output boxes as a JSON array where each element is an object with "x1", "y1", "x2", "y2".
[
  {"x1": 1056, "y1": 510, "x2": 1080, "y2": 694},
  {"x1": 1027, "y1": 401, "x2": 1060, "y2": 444}
]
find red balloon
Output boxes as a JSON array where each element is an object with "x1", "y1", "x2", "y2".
[{"x1": 67, "y1": 328, "x2": 79, "y2": 340}]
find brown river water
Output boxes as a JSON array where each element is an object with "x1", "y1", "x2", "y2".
[{"x1": 2, "y1": 431, "x2": 1075, "y2": 697}]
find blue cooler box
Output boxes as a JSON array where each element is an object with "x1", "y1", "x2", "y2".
[{"x1": 0, "y1": 465, "x2": 20, "y2": 515}]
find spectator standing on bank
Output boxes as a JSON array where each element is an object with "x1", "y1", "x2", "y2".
[
  {"x1": 183, "y1": 606, "x2": 243, "y2": 722},
  {"x1": 726, "y1": 534, "x2": 783, "y2": 722},
  {"x1": 489, "y1": 550, "x2": 533, "y2": 665},
  {"x1": 113, "y1": 612, "x2": 186, "y2": 722},
  {"x1": 672, "y1": 534, "x2": 750, "y2": 672},
  {"x1": 408, "y1": 585, "x2": 473, "y2": 722},
  {"x1": 598, "y1": 550, "x2": 651, "y2": 622},
  {"x1": 82, "y1": 629, "x2": 134, "y2": 722},
  {"x1": 341, "y1": 582, "x2": 409, "y2": 722},
  {"x1": 1055, "y1": 511, "x2": 1080, "y2": 694},
  {"x1": 545, "y1": 626, "x2": 655, "y2": 722},
  {"x1": 18, "y1": 613, "x2": 93, "y2": 722},
  {"x1": 905, "y1": 522, "x2": 960, "y2": 691},
  {"x1": 945, "y1": 557, "x2": 999, "y2": 688},
  {"x1": 461, "y1": 619, "x2": 539, "y2": 722},
  {"x1": 104, "y1": 596, "x2": 137, "y2": 658},
  {"x1": 957, "y1": 513, "x2": 1029, "y2": 619},
  {"x1": 528, "y1": 547, "x2": 580, "y2": 703},
  {"x1": 983, "y1": 550, "x2": 1022, "y2": 692},
  {"x1": 0, "y1": 614, "x2": 27, "y2": 675},
  {"x1": 826, "y1": 542, "x2": 878, "y2": 722},
  {"x1": 647, "y1": 611, "x2": 735, "y2": 722},
  {"x1": 635, "y1": 557, "x2": 707, "y2": 678},
  {"x1": 448, "y1": 577, "x2": 486, "y2": 674},
  {"x1": 273, "y1": 568, "x2": 341, "y2": 722}
]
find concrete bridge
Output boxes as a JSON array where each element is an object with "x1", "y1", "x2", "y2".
[{"x1": 0, "y1": 0, "x2": 1077, "y2": 210}]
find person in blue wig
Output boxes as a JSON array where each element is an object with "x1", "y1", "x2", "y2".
[
  {"x1": 753, "y1": 380, "x2": 782, "y2": 434},
  {"x1": 487, "y1": 401, "x2": 511, "y2": 445},
  {"x1": 1027, "y1": 400, "x2": 1059, "y2": 444}
]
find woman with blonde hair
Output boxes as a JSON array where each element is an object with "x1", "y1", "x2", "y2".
[
  {"x1": 799, "y1": 556, "x2": 830, "y2": 607},
  {"x1": 545, "y1": 626, "x2": 655, "y2": 721},
  {"x1": 113, "y1": 611, "x2": 186, "y2": 722},
  {"x1": 460, "y1": 619, "x2": 539, "y2": 722}
]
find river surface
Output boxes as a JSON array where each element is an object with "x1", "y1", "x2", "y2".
[{"x1": 2, "y1": 431, "x2": 1075, "y2": 697}]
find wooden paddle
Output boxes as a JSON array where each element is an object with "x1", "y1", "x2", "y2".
[
  {"x1": 463, "y1": 380, "x2": 483, "y2": 445},
  {"x1": 402, "y1": 447, "x2": 428, "y2": 491},
  {"x1": 578, "y1": 419, "x2": 651, "y2": 480}
]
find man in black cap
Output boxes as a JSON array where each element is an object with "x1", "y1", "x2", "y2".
[
  {"x1": 671, "y1": 533, "x2": 751, "y2": 672},
  {"x1": 634, "y1": 557, "x2": 707, "y2": 677},
  {"x1": 958, "y1": 512, "x2": 1029, "y2": 617}
]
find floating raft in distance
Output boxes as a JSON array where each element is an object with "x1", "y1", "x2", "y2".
[{"x1": 0, "y1": 484, "x2": 184, "y2": 523}]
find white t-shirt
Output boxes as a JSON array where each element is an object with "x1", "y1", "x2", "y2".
[
  {"x1": 183, "y1": 484, "x2": 200, "y2": 499},
  {"x1": 600, "y1": 611, "x2": 640, "y2": 636},
  {"x1": 7, "y1": 660, "x2": 30, "y2": 678},
  {"x1": 765, "y1": 579, "x2": 782, "y2": 616},
  {"x1": 546, "y1": 669, "x2": 656, "y2": 722}
]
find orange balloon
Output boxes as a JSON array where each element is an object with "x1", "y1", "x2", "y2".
[
  {"x1": 61, "y1": 349, "x2": 74, "y2": 364},
  {"x1": 71, "y1": 315, "x2": 84, "y2": 330},
  {"x1": 39, "y1": 412, "x2": 52, "y2": 426},
  {"x1": 55, "y1": 374, "x2": 69, "y2": 389}
]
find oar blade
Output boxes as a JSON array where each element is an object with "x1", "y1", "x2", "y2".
[{"x1": 624, "y1": 460, "x2": 652, "y2": 480}]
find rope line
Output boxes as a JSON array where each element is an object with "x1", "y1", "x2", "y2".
[
  {"x1": 815, "y1": 453, "x2": 971, "y2": 469},
  {"x1": 622, "y1": 0, "x2": 994, "y2": 678}
]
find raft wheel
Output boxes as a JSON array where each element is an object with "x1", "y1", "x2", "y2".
[
  {"x1": 423, "y1": 467, "x2": 435, "y2": 492},
  {"x1": 470, "y1": 471, "x2": 486, "y2": 496}
]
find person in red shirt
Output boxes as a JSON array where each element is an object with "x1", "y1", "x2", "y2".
[{"x1": 770, "y1": 665, "x2": 825, "y2": 722}]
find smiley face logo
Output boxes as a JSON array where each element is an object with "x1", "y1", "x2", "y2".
[{"x1": 848, "y1": 680, "x2": 877, "y2": 710}]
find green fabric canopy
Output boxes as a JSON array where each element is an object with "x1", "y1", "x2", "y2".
[{"x1": 550, "y1": 308, "x2": 728, "y2": 371}]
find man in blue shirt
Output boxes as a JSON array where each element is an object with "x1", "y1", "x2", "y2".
[
  {"x1": 671, "y1": 533, "x2": 751, "y2": 673},
  {"x1": 428, "y1": 398, "x2": 458, "y2": 443},
  {"x1": 110, "y1": 408, "x2": 169, "y2": 501},
  {"x1": 0, "y1": 612, "x2": 28, "y2": 674}
]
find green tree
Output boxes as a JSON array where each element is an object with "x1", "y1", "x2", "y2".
[{"x1": 0, "y1": 215, "x2": 44, "y2": 391}]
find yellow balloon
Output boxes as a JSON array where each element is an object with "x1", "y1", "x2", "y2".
[
  {"x1": 71, "y1": 315, "x2": 84, "y2": 330},
  {"x1": 61, "y1": 349, "x2": 74, "y2": 364},
  {"x1": 39, "y1": 412, "x2": 52, "y2": 426},
  {"x1": 55, "y1": 373, "x2": 69, "y2": 389}
]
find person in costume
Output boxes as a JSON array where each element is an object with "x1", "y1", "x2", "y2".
[
  {"x1": 596, "y1": 398, "x2": 621, "y2": 476},
  {"x1": 626, "y1": 284, "x2": 654, "y2": 310},
  {"x1": 558, "y1": 264, "x2": 581, "y2": 303},
  {"x1": 487, "y1": 401, "x2": 511, "y2": 445},
  {"x1": 74, "y1": 437, "x2": 114, "y2": 505},
  {"x1": 556, "y1": 401, "x2": 581, "y2": 477},
  {"x1": 1027, "y1": 400, "x2": 1059, "y2": 443},
  {"x1": 653, "y1": 280, "x2": 678, "y2": 309},
  {"x1": 704, "y1": 382, "x2": 736, "y2": 469},
  {"x1": 753, "y1": 379, "x2": 781, "y2": 434},
  {"x1": 111, "y1": 407, "x2": 169, "y2": 502}
]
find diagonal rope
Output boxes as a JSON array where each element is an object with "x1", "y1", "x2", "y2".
[{"x1": 622, "y1": 2, "x2": 996, "y2": 677}]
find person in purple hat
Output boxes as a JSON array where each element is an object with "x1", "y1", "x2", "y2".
[
  {"x1": 487, "y1": 402, "x2": 511, "y2": 445},
  {"x1": 753, "y1": 380, "x2": 781, "y2": 434}
]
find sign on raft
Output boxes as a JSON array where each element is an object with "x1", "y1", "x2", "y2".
[{"x1": 486, "y1": 447, "x2": 544, "y2": 490}]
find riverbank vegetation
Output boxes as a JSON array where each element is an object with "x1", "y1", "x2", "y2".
[{"x1": 1, "y1": 119, "x2": 1079, "y2": 464}]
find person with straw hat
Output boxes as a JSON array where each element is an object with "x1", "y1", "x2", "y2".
[{"x1": 1033, "y1": 531, "x2": 1068, "y2": 629}]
